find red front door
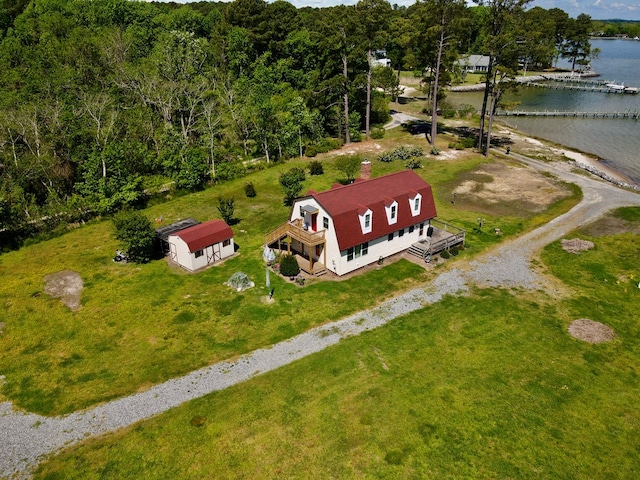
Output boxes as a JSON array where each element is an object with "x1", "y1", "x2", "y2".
[{"x1": 311, "y1": 213, "x2": 317, "y2": 231}]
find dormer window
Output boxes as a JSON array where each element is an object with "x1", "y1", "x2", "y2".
[
  {"x1": 358, "y1": 208, "x2": 373, "y2": 234},
  {"x1": 409, "y1": 193, "x2": 422, "y2": 217},
  {"x1": 385, "y1": 200, "x2": 398, "y2": 225}
]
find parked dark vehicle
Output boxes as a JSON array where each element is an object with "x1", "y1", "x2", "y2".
[{"x1": 402, "y1": 120, "x2": 431, "y2": 135}]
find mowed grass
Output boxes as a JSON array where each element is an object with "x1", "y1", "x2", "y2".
[
  {"x1": 34, "y1": 208, "x2": 640, "y2": 478},
  {"x1": 0, "y1": 133, "x2": 579, "y2": 415}
]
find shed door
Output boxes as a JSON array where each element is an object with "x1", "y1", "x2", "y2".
[
  {"x1": 207, "y1": 243, "x2": 221, "y2": 264},
  {"x1": 170, "y1": 242, "x2": 178, "y2": 262}
]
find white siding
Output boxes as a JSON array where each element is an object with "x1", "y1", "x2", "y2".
[
  {"x1": 168, "y1": 235, "x2": 234, "y2": 272},
  {"x1": 334, "y1": 222, "x2": 426, "y2": 276}
]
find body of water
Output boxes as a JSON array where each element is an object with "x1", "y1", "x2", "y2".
[{"x1": 448, "y1": 39, "x2": 640, "y2": 184}]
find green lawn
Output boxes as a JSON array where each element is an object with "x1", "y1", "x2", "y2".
[
  {"x1": 1, "y1": 134, "x2": 579, "y2": 415},
  {"x1": 33, "y1": 207, "x2": 640, "y2": 479}
]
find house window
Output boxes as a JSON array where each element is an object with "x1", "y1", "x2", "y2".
[
  {"x1": 391, "y1": 205, "x2": 396, "y2": 219},
  {"x1": 323, "y1": 216, "x2": 329, "y2": 229},
  {"x1": 364, "y1": 214, "x2": 371, "y2": 229},
  {"x1": 223, "y1": 239, "x2": 231, "y2": 247},
  {"x1": 414, "y1": 197, "x2": 420, "y2": 211},
  {"x1": 300, "y1": 206, "x2": 304, "y2": 217},
  {"x1": 195, "y1": 249, "x2": 204, "y2": 258},
  {"x1": 409, "y1": 225, "x2": 415, "y2": 233},
  {"x1": 347, "y1": 242, "x2": 368, "y2": 261},
  {"x1": 388, "y1": 233, "x2": 394, "y2": 241},
  {"x1": 398, "y1": 228, "x2": 405, "y2": 237}
]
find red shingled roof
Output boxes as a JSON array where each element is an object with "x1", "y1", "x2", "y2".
[
  {"x1": 310, "y1": 170, "x2": 437, "y2": 251},
  {"x1": 173, "y1": 219, "x2": 233, "y2": 253}
]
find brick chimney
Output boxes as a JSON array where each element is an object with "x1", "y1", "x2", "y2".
[{"x1": 360, "y1": 160, "x2": 371, "y2": 180}]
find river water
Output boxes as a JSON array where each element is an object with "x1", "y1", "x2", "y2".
[{"x1": 448, "y1": 39, "x2": 640, "y2": 184}]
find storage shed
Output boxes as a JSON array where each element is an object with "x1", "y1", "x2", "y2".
[{"x1": 166, "y1": 219, "x2": 235, "y2": 272}]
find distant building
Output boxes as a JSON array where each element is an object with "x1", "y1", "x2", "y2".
[
  {"x1": 371, "y1": 49, "x2": 392, "y2": 68},
  {"x1": 457, "y1": 55, "x2": 491, "y2": 73}
]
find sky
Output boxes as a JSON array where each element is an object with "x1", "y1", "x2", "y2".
[{"x1": 168, "y1": 0, "x2": 640, "y2": 21}]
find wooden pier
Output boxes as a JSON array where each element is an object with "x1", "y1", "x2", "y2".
[
  {"x1": 496, "y1": 110, "x2": 640, "y2": 120},
  {"x1": 527, "y1": 81, "x2": 639, "y2": 94}
]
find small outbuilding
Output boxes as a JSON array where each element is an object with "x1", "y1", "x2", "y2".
[{"x1": 167, "y1": 219, "x2": 234, "y2": 272}]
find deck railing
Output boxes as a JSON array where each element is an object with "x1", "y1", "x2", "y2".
[{"x1": 264, "y1": 221, "x2": 325, "y2": 247}]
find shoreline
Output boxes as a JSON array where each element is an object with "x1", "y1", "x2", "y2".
[{"x1": 493, "y1": 123, "x2": 639, "y2": 190}]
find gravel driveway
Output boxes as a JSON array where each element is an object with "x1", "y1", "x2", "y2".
[{"x1": 2, "y1": 150, "x2": 639, "y2": 479}]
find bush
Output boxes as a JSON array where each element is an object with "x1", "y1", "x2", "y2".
[
  {"x1": 308, "y1": 160, "x2": 324, "y2": 176},
  {"x1": 305, "y1": 145, "x2": 317, "y2": 157},
  {"x1": 461, "y1": 137, "x2": 476, "y2": 148},
  {"x1": 406, "y1": 158, "x2": 423, "y2": 169},
  {"x1": 377, "y1": 146, "x2": 423, "y2": 163},
  {"x1": 244, "y1": 182, "x2": 256, "y2": 197},
  {"x1": 377, "y1": 151, "x2": 396, "y2": 163},
  {"x1": 112, "y1": 211, "x2": 157, "y2": 264},
  {"x1": 279, "y1": 254, "x2": 300, "y2": 277},
  {"x1": 280, "y1": 168, "x2": 306, "y2": 206},
  {"x1": 370, "y1": 127, "x2": 385, "y2": 139},
  {"x1": 430, "y1": 147, "x2": 440, "y2": 155},
  {"x1": 440, "y1": 250, "x2": 451, "y2": 259},
  {"x1": 217, "y1": 197, "x2": 235, "y2": 224}
]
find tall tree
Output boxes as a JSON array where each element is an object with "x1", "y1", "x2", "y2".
[
  {"x1": 356, "y1": 0, "x2": 392, "y2": 139},
  {"x1": 414, "y1": 0, "x2": 465, "y2": 146},
  {"x1": 561, "y1": 13, "x2": 593, "y2": 72},
  {"x1": 473, "y1": 0, "x2": 531, "y2": 155}
]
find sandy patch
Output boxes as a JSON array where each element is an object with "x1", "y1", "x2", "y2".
[
  {"x1": 453, "y1": 162, "x2": 569, "y2": 212},
  {"x1": 568, "y1": 319, "x2": 617, "y2": 343},
  {"x1": 561, "y1": 238, "x2": 595, "y2": 254},
  {"x1": 44, "y1": 270, "x2": 83, "y2": 311}
]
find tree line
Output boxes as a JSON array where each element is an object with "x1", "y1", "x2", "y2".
[{"x1": 0, "y1": 0, "x2": 596, "y2": 248}]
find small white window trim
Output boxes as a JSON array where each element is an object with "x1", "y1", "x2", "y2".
[
  {"x1": 359, "y1": 208, "x2": 373, "y2": 234},
  {"x1": 409, "y1": 193, "x2": 422, "y2": 217},
  {"x1": 385, "y1": 201, "x2": 398, "y2": 225}
]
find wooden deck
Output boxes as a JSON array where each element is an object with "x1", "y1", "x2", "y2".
[
  {"x1": 294, "y1": 254, "x2": 327, "y2": 276},
  {"x1": 408, "y1": 219, "x2": 466, "y2": 262}
]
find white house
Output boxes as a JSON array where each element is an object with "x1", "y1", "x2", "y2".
[
  {"x1": 167, "y1": 219, "x2": 234, "y2": 272},
  {"x1": 457, "y1": 54, "x2": 491, "y2": 73},
  {"x1": 264, "y1": 165, "x2": 439, "y2": 277}
]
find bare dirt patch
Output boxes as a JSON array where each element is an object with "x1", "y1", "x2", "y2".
[
  {"x1": 581, "y1": 216, "x2": 640, "y2": 237},
  {"x1": 561, "y1": 238, "x2": 595, "y2": 254},
  {"x1": 44, "y1": 270, "x2": 83, "y2": 311},
  {"x1": 451, "y1": 161, "x2": 571, "y2": 217},
  {"x1": 568, "y1": 319, "x2": 617, "y2": 343}
]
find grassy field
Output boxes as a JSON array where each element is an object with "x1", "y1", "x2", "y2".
[
  {"x1": 32, "y1": 206, "x2": 640, "y2": 479},
  {"x1": 0, "y1": 126, "x2": 581, "y2": 416}
]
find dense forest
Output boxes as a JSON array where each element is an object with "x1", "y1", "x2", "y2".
[{"x1": 0, "y1": 0, "x2": 607, "y2": 248}]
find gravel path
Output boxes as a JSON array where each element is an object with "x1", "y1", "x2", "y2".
[{"x1": 2, "y1": 151, "x2": 639, "y2": 479}]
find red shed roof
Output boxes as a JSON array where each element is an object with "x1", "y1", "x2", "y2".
[
  {"x1": 172, "y1": 219, "x2": 233, "y2": 253},
  {"x1": 309, "y1": 170, "x2": 437, "y2": 251}
]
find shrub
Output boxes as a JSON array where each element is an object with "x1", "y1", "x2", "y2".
[
  {"x1": 112, "y1": 211, "x2": 157, "y2": 264},
  {"x1": 279, "y1": 254, "x2": 300, "y2": 277},
  {"x1": 280, "y1": 168, "x2": 306, "y2": 206},
  {"x1": 461, "y1": 137, "x2": 476, "y2": 148},
  {"x1": 217, "y1": 197, "x2": 235, "y2": 224},
  {"x1": 370, "y1": 127, "x2": 385, "y2": 139},
  {"x1": 377, "y1": 151, "x2": 396, "y2": 163},
  {"x1": 430, "y1": 147, "x2": 440, "y2": 155},
  {"x1": 406, "y1": 158, "x2": 422, "y2": 169},
  {"x1": 440, "y1": 250, "x2": 451, "y2": 259},
  {"x1": 305, "y1": 145, "x2": 318, "y2": 157},
  {"x1": 308, "y1": 160, "x2": 324, "y2": 176},
  {"x1": 244, "y1": 182, "x2": 256, "y2": 197}
]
